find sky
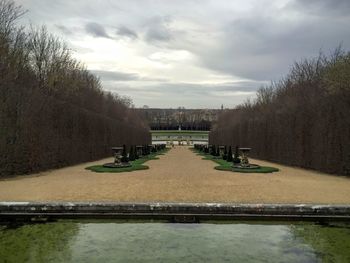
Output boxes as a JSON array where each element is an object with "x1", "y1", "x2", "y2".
[{"x1": 16, "y1": 0, "x2": 350, "y2": 108}]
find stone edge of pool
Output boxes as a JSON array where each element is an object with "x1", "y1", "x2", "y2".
[{"x1": 1, "y1": 202, "x2": 350, "y2": 222}]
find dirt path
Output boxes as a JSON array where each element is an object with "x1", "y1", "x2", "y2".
[{"x1": 0, "y1": 147, "x2": 349, "y2": 203}]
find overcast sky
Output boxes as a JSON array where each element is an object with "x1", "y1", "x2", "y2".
[{"x1": 16, "y1": 0, "x2": 350, "y2": 108}]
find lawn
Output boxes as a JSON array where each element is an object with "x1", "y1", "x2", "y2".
[
  {"x1": 192, "y1": 148, "x2": 279, "y2": 173},
  {"x1": 86, "y1": 149, "x2": 169, "y2": 173}
]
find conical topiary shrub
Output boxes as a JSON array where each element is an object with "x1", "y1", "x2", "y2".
[
  {"x1": 211, "y1": 145, "x2": 216, "y2": 156},
  {"x1": 129, "y1": 145, "x2": 135, "y2": 161},
  {"x1": 121, "y1": 144, "x2": 129, "y2": 163},
  {"x1": 233, "y1": 145, "x2": 240, "y2": 164},
  {"x1": 142, "y1": 145, "x2": 148, "y2": 156},
  {"x1": 134, "y1": 146, "x2": 139, "y2": 159},
  {"x1": 227, "y1": 146, "x2": 233, "y2": 162},
  {"x1": 147, "y1": 145, "x2": 151, "y2": 155},
  {"x1": 223, "y1": 146, "x2": 228, "y2": 160},
  {"x1": 215, "y1": 146, "x2": 220, "y2": 156},
  {"x1": 152, "y1": 145, "x2": 157, "y2": 153}
]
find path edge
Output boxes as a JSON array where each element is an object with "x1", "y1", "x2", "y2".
[{"x1": 1, "y1": 202, "x2": 350, "y2": 222}]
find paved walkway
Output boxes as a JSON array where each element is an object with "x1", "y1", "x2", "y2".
[{"x1": 0, "y1": 147, "x2": 350, "y2": 203}]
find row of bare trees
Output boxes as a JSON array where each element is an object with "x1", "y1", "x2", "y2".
[
  {"x1": 0, "y1": 0, "x2": 150, "y2": 177},
  {"x1": 210, "y1": 48, "x2": 350, "y2": 175}
]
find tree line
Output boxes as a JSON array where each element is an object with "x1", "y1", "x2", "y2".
[
  {"x1": 0, "y1": 0, "x2": 150, "y2": 177},
  {"x1": 210, "y1": 48, "x2": 350, "y2": 175},
  {"x1": 137, "y1": 108, "x2": 219, "y2": 131}
]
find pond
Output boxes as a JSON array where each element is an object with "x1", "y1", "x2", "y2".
[{"x1": 1, "y1": 220, "x2": 349, "y2": 262}]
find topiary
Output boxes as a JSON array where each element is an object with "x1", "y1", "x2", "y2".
[
  {"x1": 215, "y1": 146, "x2": 220, "y2": 156},
  {"x1": 129, "y1": 145, "x2": 135, "y2": 161},
  {"x1": 142, "y1": 145, "x2": 149, "y2": 155},
  {"x1": 121, "y1": 144, "x2": 129, "y2": 163},
  {"x1": 223, "y1": 146, "x2": 228, "y2": 160},
  {"x1": 211, "y1": 145, "x2": 216, "y2": 156},
  {"x1": 134, "y1": 146, "x2": 139, "y2": 159},
  {"x1": 233, "y1": 145, "x2": 240, "y2": 164},
  {"x1": 227, "y1": 146, "x2": 233, "y2": 162},
  {"x1": 152, "y1": 145, "x2": 157, "y2": 153}
]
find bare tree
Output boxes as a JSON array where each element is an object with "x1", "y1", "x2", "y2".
[
  {"x1": 210, "y1": 50, "x2": 350, "y2": 176},
  {"x1": 0, "y1": 0, "x2": 151, "y2": 177}
]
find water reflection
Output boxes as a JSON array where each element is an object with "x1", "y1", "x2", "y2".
[
  {"x1": 0, "y1": 221, "x2": 349, "y2": 262},
  {"x1": 291, "y1": 223, "x2": 350, "y2": 263},
  {"x1": 0, "y1": 222, "x2": 79, "y2": 262}
]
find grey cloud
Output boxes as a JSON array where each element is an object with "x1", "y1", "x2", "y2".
[
  {"x1": 17, "y1": 0, "x2": 123, "y2": 23},
  {"x1": 153, "y1": 82, "x2": 260, "y2": 94},
  {"x1": 70, "y1": 44, "x2": 94, "y2": 54},
  {"x1": 85, "y1": 22, "x2": 110, "y2": 38},
  {"x1": 116, "y1": 26, "x2": 138, "y2": 39},
  {"x1": 91, "y1": 70, "x2": 139, "y2": 81},
  {"x1": 145, "y1": 27, "x2": 172, "y2": 42},
  {"x1": 104, "y1": 80, "x2": 261, "y2": 96},
  {"x1": 102, "y1": 81, "x2": 260, "y2": 108},
  {"x1": 55, "y1": 24, "x2": 73, "y2": 35},
  {"x1": 290, "y1": 0, "x2": 350, "y2": 16},
  {"x1": 193, "y1": 10, "x2": 350, "y2": 81},
  {"x1": 18, "y1": 0, "x2": 350, "y2": 107},
  {"x1": 144, "y1": 16, "x2": 173, "y2": 42},
  {"x1": 92, "y1": 70, "x2": 168, "y2": 82}
]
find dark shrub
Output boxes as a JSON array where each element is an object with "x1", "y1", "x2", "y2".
[
  {"x1": 121, "y1": 145, "x2": 129, "y2": 163},
  {"x1": 233, "y1": 145, "x2": 240, "y2": 164},
  {"x1": 223, "y1": 146, "x2": 228, "y2": 160},
  {"x1": 129, "y1": 146, "x2": 135, "y2": 161},
  {"x1": 227, "y1": 146, "x2": 233, "y2": 162}
]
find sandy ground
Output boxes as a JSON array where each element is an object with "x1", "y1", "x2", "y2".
[{"x1": 0, "y1": 147, "x2": 349, "y2": 204}]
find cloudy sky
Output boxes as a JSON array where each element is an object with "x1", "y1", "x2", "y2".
[{"x1": 16, "y1": 0, "x2": 350, "y2": 108}]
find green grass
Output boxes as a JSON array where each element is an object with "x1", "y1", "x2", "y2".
[
  {"x1": 192, "y1": 148, "x2": 279, "y2": 173},
  {"x1": 86, "y1": 149, "x2": 168, "y2": 173}
]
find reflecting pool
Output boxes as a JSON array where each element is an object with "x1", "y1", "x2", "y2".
[{"x1": 0, "y1": 221, "x2": 349, "y2": 262}]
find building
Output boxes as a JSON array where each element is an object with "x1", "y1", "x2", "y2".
[{"x1": 151, "y1": 130, "x2": 209, "y2": 145}]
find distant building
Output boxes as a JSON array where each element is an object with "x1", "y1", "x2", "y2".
[
  {"x1": 136, "y1": 108, "x2": 220, "y2": 131},
  {"x1": 151, "y1": 130, "x2": 209, "y2": 145}
]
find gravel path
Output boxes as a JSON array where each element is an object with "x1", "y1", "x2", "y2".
[{"x1": 0, "y1": 146, "x2": 349, "y2": 203}]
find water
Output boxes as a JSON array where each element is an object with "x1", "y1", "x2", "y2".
[{"x1": 1, "y1": 220, "x2": 349, "y2": 262}]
